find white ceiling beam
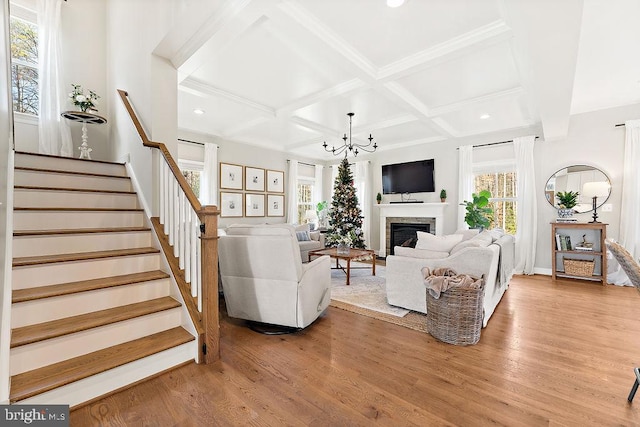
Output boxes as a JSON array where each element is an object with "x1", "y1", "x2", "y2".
[
  {"x1": 380, "y1": 82, "x2": 457, "y2": 137},
  {"x1": 277, "y1": 79, "x2": 368, "y2": 115},
  {"x1": 352, "y1": 114, "x2": 418, "y2": 134},
  {"x1": 378, "y1": 20, "x2": 513, "y2": 81},
  {"x1": 180, "y1": 77, "x2": 276, "y2": 117},
  {"x1": 503, "y1": 0, "x2": 584, "y2": 141},
  {"x1": 427, "y1": 87, "x2": 524, "y2": 117},
  {"x1": 154, "y1": 0, "x2": 254, "y2": 68},
  {"x1": 222, "y1": 117, "x2": 270, "y2": 138},
  {"x1": 289, "y1": 116, "x2": 339, "y2": 137},
  {"x1": 277, "y1": 0, "x2": 378, "y2": 82}
]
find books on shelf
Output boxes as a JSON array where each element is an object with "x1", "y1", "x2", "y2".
[
  {"x1": 555, "y1": 233, "x2": 573, "y2": 251},
  {"x1": 556, "y1": 217, "x2": 578, "y2": 223},
  {"x1": 574, "y1": 245, "x2": 594, "y2": 251}
]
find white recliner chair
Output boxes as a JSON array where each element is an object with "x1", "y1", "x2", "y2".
[{"x1": 219, "y1": 224, "x2": 331, "y2": 329}]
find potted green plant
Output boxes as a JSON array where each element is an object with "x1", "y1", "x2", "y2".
[
  {"x1": 376, "y1": 192, "x2": 382, "y2": 204},
  {"x1": 439, "y1": 189, "x2": 447, "y2": 202},
  {"x1": 555, "y1": 191, "x2": 579, "y2": 218},
  {"x1": 461, "y1": 190, "x2": 493, "y2": 230}
]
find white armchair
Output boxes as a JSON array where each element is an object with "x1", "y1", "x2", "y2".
[{"x1": 219, "y1": 224, "x2": 331, "y2": 329}]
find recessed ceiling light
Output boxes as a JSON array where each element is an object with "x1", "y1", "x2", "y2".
[
  {"x1": 387, "y1": 0, "x2": 405, "y2": 8},
  {"x1": 480, "y1": 113, "x2": 491, "y2": 119},
  {"x1": 193, "y1": 109, "x2": 205, "y2": 115}
]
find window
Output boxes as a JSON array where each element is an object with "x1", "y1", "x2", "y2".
[
  {"x1": 297, "y1": 180, "x2": 314, "y2": 224},
  {"x1": 474, "y1": 171, "x2": 517, "y2": 234},
  {"x1": 178, "y1": 160, "x2": 203, "y2": 199},
  {"x1": 10, "y1": 8, "x2": 38, "y2": 116}
]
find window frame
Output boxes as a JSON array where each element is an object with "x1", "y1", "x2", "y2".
[
  {"x1": 473, "y1": 160, "x2": 517, "y2": 234},
  {"x1": 178, "y1": 159, "x2": 204, "y2": 200},
  {"x1": 9, "y1": 5, "x2": 39, "y2": 116}
]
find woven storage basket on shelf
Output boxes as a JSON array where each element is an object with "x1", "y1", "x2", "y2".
[
  {"x1": 563, "y1": 258, "x2": 595, "y2": 277},
  {"x1": 426, "y1": 278, "x2": 484, "y2": 346}
]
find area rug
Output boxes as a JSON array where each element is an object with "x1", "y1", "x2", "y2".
[{"x1": 329, "y1": 263, "x2": 429, "y2": 333}]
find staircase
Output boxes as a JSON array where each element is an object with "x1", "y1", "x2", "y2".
[{"x1": 9, "y1": 152, "x2": 196, "y2": 406}]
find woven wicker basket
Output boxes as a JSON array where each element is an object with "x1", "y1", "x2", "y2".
[
  {"x1": 563, "y1": 258, "x2": 595, "y2": 277},
  {"x1": 426, "y1": 278, "x2": 484, "y2": 346}
]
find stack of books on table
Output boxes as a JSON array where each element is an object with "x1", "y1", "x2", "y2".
[{"x1": 556, "y1": 217, "x2": 578, "y2": 223}]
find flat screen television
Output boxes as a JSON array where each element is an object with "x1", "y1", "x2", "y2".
[{"x1": 382, "y1": 159, "x2": 435, "y2": 194}]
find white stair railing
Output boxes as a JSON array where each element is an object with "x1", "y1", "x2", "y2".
[{"x1": 118, "y1": 89, "x2": 219, "y2": 364}]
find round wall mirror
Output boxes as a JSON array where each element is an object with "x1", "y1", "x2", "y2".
[{"x1": 544, "y1": 165, "x2": 611, "y2": 213}]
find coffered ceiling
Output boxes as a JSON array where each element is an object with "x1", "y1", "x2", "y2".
[{"x1": 155, "y1": 0, "x2": 640, "y2": 160}]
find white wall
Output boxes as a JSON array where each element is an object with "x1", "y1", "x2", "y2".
[{"x1": 106, "y1": 0, "x2": 182, "y2": 214}]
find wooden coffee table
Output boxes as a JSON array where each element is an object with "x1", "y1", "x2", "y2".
[{"x1": 308, "y1": 247, "x2": 375, "y2": 285}]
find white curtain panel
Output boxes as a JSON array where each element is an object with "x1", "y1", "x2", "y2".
[
  {"x1": 200, "y1": 143, "x2": 218, "y2": 205},
  {"x1": 314, "y1": 164, "x2": 323, "y2": 204},
  {"x1": 457, "y1": 145, "x2": 474, "y2": 229},
  {"x1": 513, "y1": 136, "x2": 537, "y2": 275},
  {"x1": 620, "y1": 119, "x2": 640, "y2": 258},
  {"x1": 286, "y1": 160, "x2": 299, "y2": 224},
  {"x1": 330, "y1": 162, "x2": 339, "y2": 199},
  {"x1": 37, "y1": 0, "x2": 72, "y2": 156},
  {"x1": 355, "y1": 160, "x2": 371, "y2": 248}
]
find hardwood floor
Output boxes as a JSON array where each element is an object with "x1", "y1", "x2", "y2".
[{"x1": 71, "y1": 275, "x2": 640, "y2": 426}]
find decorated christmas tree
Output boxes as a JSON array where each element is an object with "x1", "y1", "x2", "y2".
[{"x1": 326, "y1": 158, "x2": 366, "y2": 249}]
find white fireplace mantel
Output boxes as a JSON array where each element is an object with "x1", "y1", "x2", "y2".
[{"x1": 375, "y1": 202, "x2": 449, "y2": 257}]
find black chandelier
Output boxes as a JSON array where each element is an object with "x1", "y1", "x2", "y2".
[{"x1": 322, "y1": 112, "x2": 377, "y2": 158}]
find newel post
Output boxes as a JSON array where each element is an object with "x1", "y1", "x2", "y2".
[{"x1": 199, "y1": 205, "x2": 220, "y2": 363}]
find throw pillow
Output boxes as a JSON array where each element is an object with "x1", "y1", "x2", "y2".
[
  {"x1": 296, "y1": 230, "x2": 311, "y2": 241},
  {"x1": 415, "y1": 231, "x2": 463, "y2": 252},
  {"x1": 454, "y1": 228, "x2": 480, "y2": 242},
  {"x1": 450, "y1": 234, "x2": 492, "y2": 255}
]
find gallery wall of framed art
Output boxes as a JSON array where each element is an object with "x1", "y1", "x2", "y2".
[{"x1": 218, "y1": 162, "x2": 285, "y2": 218}]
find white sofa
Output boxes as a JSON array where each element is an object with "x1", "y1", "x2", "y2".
[
  {"x1": 294, "y1": 224, "x2": 326, "y2": 262},
  {"x1": 219, "y1": 224, "x2": 331, "y2": 328},
  {"x1": 386, "y1": 229, "x2": 514, "y2": 327}
]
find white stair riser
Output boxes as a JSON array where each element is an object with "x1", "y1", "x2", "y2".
[
  {"x1": 10, "y1": 308, "x2": 183, "y2": 375},
  {"x1": 12, "y1": 253, "x2": 161, "y2": 289},
  {"x1": 11, "y1": 279, "x2": 171, "y2": 327},
  {"x1": 15, "y1": 170, "x2": 132, "y2": 192},
  {"x1": 16, "y1": 341, "x2": 196, "y2": 406},
  {"x1": 14, "y1": 154, "x2": 127, "y2": 177},
  {"x1": 13, "y1": 231, "x2": 152, "y2": 257},
  {"x1": 14, "y1": 210, "x2": 145, "y2": 230},
  {"x1": 14, "y1": 189, "x2": 139, "y2": 209}
]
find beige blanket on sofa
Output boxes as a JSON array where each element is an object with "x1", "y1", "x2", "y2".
[{"x1": 422, "y1": 267, "x2": 481, "y2": 299}]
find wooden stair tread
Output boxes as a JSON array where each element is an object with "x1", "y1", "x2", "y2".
[
  {"x1": 15, "y1": 207, "x2": 143, "y2": 212},
  {"x1": 9, "y1": 327, "x2": 193, "y2": 402},
  {"x1": 11, "y1": 296, "x2": 181, "y2": 348},
  {"x1": 13, "y1": 247, "x2": 160, "y2": 267},
  {"x1": 14, "y1": 227, "x2": 151, "y2": 236},
  {"x1": 12, "y1": 270, "x2": 170, "y2": 303},
  {"x1": 15, "y1": 166, "x2": 131, "y2": 180},
  {"x1": 15, "y1": 151, "x2": 126, "y2": 166},
  {"x1": 15, "y1": 185, "x2": 136, "y2": 195}
]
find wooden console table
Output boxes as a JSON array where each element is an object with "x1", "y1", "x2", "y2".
[{"x1": 551, "y1": 222, "x2": 607, "y2": 284}]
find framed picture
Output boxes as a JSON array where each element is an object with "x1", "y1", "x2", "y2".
[
  {"x1": 267, "y1": 194, "x2": 284, "y2": 217},
  {"x1": 219, "y1": 192, "x2": 243, "y2": 217},
  {"x1": 244, "y1": 166, "x2": 265, "y2": 192},
  {"x1": 266, "y1": 169, "x2": 285, "y2": 193},
  {"x1": 220, "y1": 163, "x2": 243, "y2": 190},
  {"x1": 245, "y1": 193, "x2": 265, "y2": 217}
]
